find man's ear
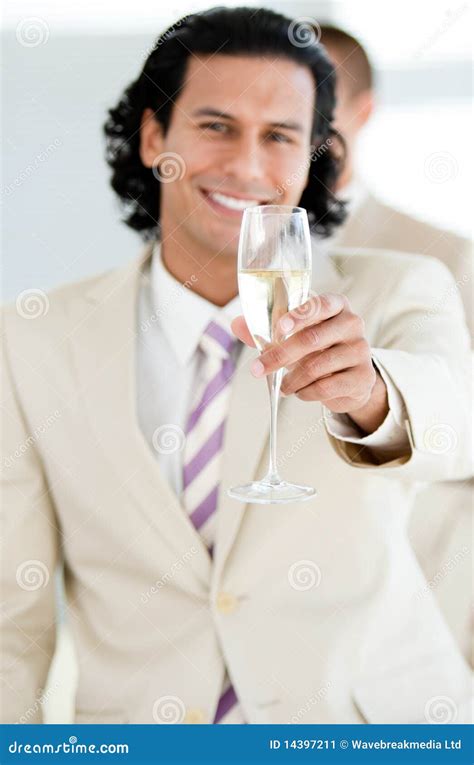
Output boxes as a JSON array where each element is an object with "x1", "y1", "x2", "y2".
[{"x1": 139, "y1": 108, "x2": 165, "y2": 168}]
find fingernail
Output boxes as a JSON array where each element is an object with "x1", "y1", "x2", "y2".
[
  {"x1": 280, "y1": 316, "x2": 294, "y2": 333},
  {"x1": 251, "y1": 359, "x2": 265, "y2": 377}
]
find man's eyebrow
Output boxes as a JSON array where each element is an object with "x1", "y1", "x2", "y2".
[
  {"x1": 192, "y1": 107, "x2": 234, "y2": 119},
  {"x1": 268, "y1": 120, "x2": 304, "y2": 133},
  {"x1": 192, "y1": 107, "x2": 304, "y2": 133}
]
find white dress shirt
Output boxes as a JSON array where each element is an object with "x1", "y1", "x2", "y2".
[{"x1": 136, "y1": 243, "x2": 409, "y2": 494}]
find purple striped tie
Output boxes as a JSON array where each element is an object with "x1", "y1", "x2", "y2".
[
  {"x1": 182, "y1": 319, "x2": 236, "y2": 547},
  {"x1": 182, "y1": 318, "x2": 246, "y2": 724}
]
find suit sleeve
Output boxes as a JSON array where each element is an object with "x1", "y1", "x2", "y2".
[
  {"x1": 1, "y1": 320, "x2": 60, "y2": 723},
  {"x1": 446, "y1": 238, "x2": 473, "y2": 341},
  {"x1": 326, "y1": 256, "x2": 473, "y2": 481}
]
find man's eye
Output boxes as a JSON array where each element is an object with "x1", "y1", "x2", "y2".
[
  {"x1": 200, "y1": 122, "x2": 229, "y2": 134},
  {"x1": 268, "y1": 132, "x2": 292, "y2": 144}
]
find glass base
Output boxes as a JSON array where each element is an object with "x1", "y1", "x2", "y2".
[{"x1": 227, "y1": 479, "x2": 316, "y2": 505}]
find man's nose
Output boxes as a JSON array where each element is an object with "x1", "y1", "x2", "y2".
[{"x1": 220, "y1": 133, "x2": 267, "y2": 184}]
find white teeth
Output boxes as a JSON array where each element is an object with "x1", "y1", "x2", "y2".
[{"x1": 209, "y1": 191, "x2": 261, "y2": 210}]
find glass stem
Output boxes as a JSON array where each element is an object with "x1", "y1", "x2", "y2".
[{"x1": 264, "y1": 369, "x2": 283, "y2": 485}]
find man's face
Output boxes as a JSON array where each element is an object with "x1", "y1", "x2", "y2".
[{"x1": 142, "y1": 54, "x2": 315, "y2": 257}]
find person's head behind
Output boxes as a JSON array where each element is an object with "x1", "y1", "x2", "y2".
[
  {"x1": 319, "y1": 25, "x2": 374, "y2": 186},
  {"x1": 104, "y1": 7, "x2": 346, "y2": 258}
]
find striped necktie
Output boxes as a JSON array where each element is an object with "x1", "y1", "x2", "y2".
[{"x1": 182, "y1": 317, "x2": 246, "y2": 724}]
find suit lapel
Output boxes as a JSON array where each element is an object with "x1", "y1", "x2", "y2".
[{"x1": 68, "y1": 244, "x2": 212, "y2": 594}]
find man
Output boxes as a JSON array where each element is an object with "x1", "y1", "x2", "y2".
[
  {"x1": 319, "y1": 24, "x2": 472, "y2": 331},
  {"x1": 320, "y1": 24, "x2": 473, "y2": 665},
  {"x1": 1, "y1": 8, "x2": 471, "y2": 725}
]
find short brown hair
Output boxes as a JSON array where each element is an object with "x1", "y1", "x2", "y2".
[{"x1": 319, "y1": 25, "x2": 373, "y2": 96}]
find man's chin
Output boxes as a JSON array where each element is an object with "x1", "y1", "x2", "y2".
[
  {"x1": 200, "y1": 224, "x2": 241, "y2": 258},
  {"x1": 210, "y1": 235, "x2": 240, "y2": 259}
]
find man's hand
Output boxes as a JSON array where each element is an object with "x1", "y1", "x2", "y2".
[{"x1": 231, "y1": 293, "x2": 389, "y2": 436}]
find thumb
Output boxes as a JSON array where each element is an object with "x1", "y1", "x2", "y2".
[{"x1": 231, "y1": 315, "x2": 256, "y2": 348}]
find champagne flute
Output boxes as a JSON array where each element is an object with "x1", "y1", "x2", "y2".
[{"x1": 228, "y1": 205, "x2": 316, "y2": 504}]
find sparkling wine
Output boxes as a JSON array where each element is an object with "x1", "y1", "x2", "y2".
[
  {"x1": 238, "y1": 269, "x2": 311, "y2": 350},
  {"x1": 228, "y1": 205, "x2": 316, "y2": 503}
]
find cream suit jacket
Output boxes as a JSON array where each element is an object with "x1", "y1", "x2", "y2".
[
  {"x1": 1, "y1": 244, "x2": 472, "y2": 725},
  {"x1": 336, "y1": 190, "x2": 473, "y2": 665},
  {"x1": 336, "y1": 191, "x2": 472, "y2": 335}
]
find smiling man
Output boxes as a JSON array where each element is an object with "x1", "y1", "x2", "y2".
[
  {"x1": 138, "y1": 54, "x2": 317, "y2": 306},
  {"x1": 1, "y1": 7, "x2": 471, "y2": 726}
]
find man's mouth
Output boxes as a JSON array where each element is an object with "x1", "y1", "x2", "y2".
[{"x1": 199, "y1": 187, "x2": 271, "y2": 217}]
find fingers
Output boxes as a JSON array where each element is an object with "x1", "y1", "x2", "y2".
[
  {"x1": 231, "y1": 316, "x2": 256, "y2": 348},
  {"x1": 251, "y1": 310, "x2": 362, "y2": 377},
  {"x1": 294, "y1": 366, "x2": 375, "y2": 411},
  {"x1": 278, "y1": 293, "x2": 347, "y2": 335},
  {"x1": 280, "y1": 341, "x2": 366, "y2": 396}
]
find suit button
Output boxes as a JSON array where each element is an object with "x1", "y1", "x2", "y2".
[
  {"x1": 216, "y1": 591, "x2": 238, "y2": 614},
  {"x1": 184, "y1": 708, "x2": 205, "y2": 724}
]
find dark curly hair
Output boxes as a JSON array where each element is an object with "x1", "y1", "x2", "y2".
[{"x1": 103, "y1": 6, "x2": 346, "y2": 239}]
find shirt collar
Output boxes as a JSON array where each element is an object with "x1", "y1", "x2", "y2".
[{"x1": 149, "y1": 241, "x2": 242, "y2": 366}]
